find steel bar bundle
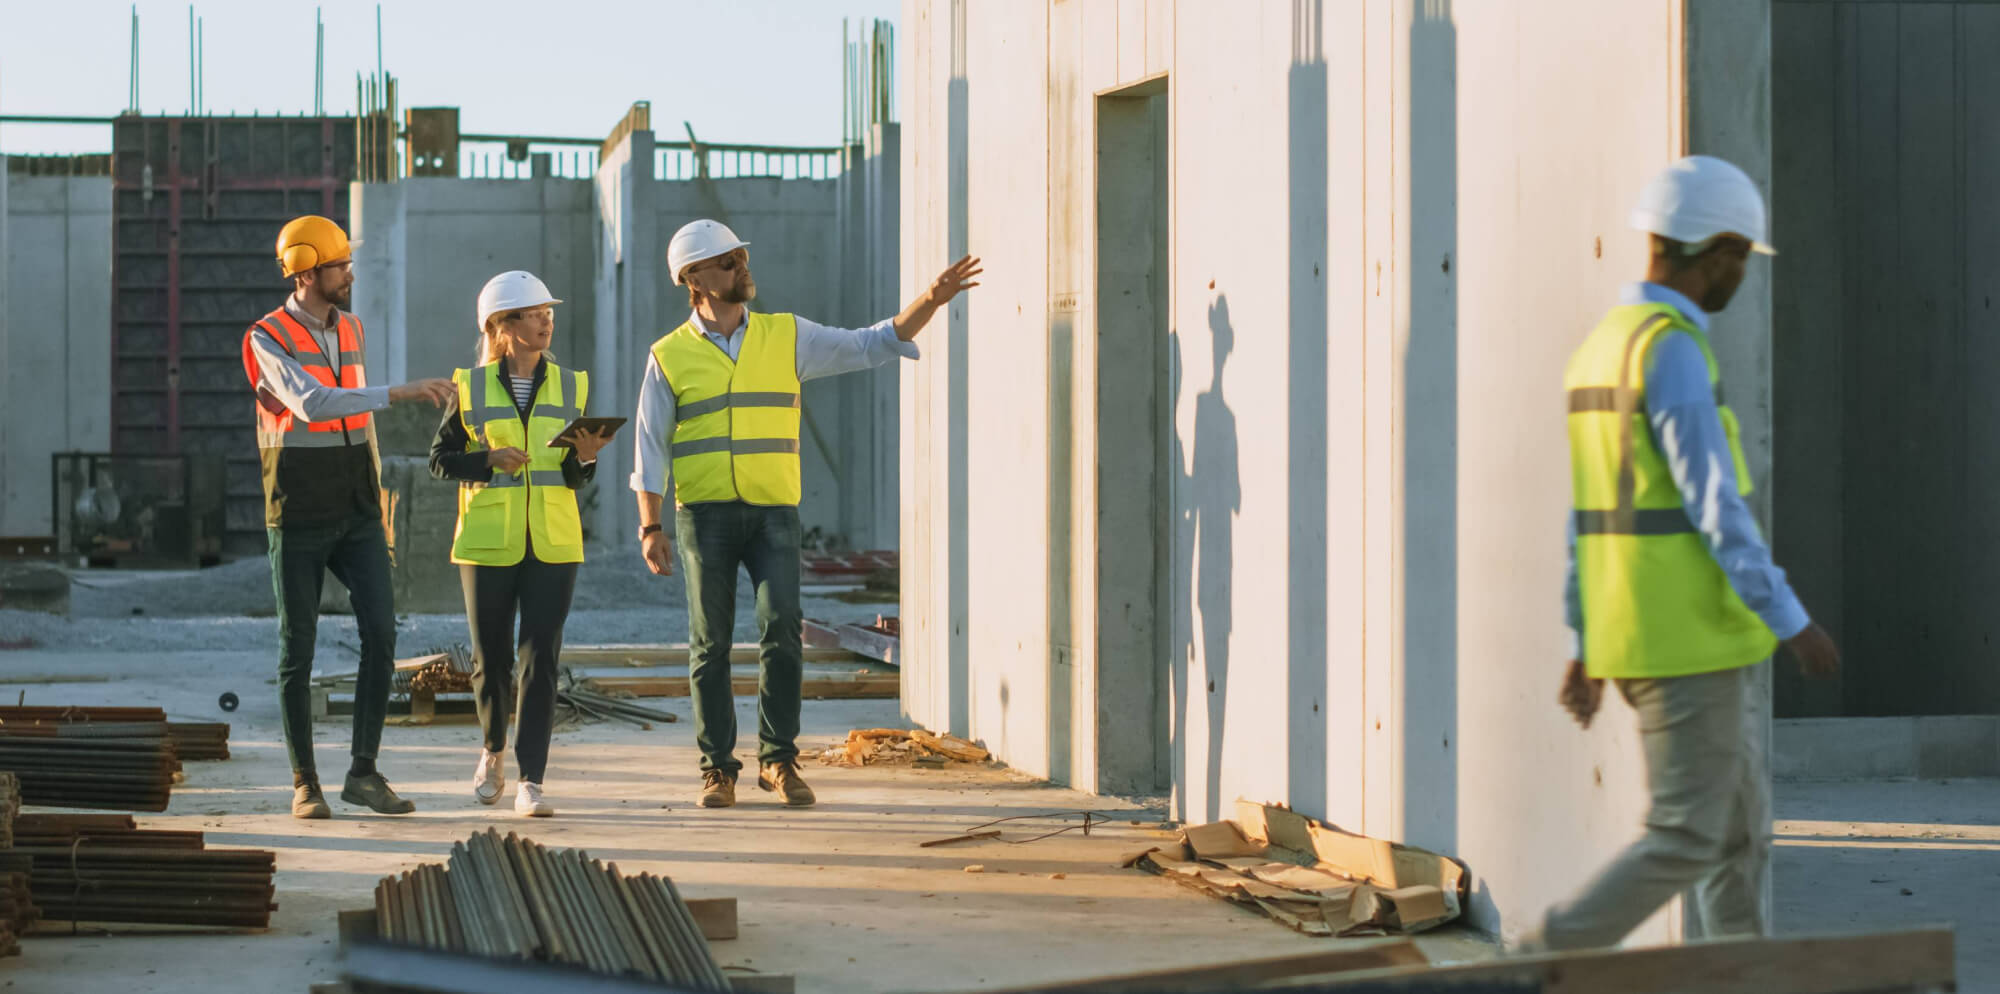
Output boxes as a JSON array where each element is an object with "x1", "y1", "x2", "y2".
[
  {"x1": 0, "y1": 735, "x2": 175, "y2": 811},
  {"x1": 1, "y1": 844, "x2": 276, "y2": 928},
  {"x1": 11, "y1": 813, "x2": 203, "y2": 850},
  {"x1": 373, "y1": 829, "x2": 728, "y2": 989},
  {"x1": 557, "y1": 676, "x2": 681, "y2": 730},
  {"x1": 0, "y1": 707, "x2": 231, "y2": 762}
]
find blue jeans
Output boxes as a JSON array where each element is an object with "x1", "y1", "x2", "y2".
[{"x1": 676, "y1": 502, "x2": 804, "y2": 774}]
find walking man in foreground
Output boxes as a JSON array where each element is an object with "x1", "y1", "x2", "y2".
[
  {"x1": 242, "y1": 215, "x2": 457, "y2": 818},
  {"x1": 631, "y1": 219, "x2": 980, "y2": 808},
  {"x1": 1529, "y1": 157, "x2": 1840, "y2": 949}
]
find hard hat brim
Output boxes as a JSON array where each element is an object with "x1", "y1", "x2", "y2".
[{"x1": 671, "y1": 239, "x2": 752, "y2": 286}]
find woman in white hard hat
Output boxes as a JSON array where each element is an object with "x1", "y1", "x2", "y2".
[{"x1": 429, "y1": 271, "x2": 612, "y2": 817}]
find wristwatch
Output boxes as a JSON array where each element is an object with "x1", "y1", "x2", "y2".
[{"x1": 639, "y1": 523, "x2": 662, "y2": 540}]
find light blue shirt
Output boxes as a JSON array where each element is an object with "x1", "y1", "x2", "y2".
[
  {"x1": 1563, "y1": 283, "x2": 1811, "y2": 659},
  {"x1": 629, "y1": 310, "x2": 919, "y2": 497}
]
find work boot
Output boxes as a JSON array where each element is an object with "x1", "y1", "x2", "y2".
[
  {"x1": 698, "y1": 769, "x2": 737, "y2": 808},
  {"x1": 758, "y1": 761, "x2": 816, "y2": 807},
  {"x1": 342, "y1": 772, "x2": 416, "y2": 814},
  {"x1": 292, "y1": 778, "x2": 331, "y2": 820},
  {"x1": 472, "y1": 749, "x2": 505, "y2": 806},
  {"x1": 515, "y1": 781, "x2": 554, "y2": 818}
]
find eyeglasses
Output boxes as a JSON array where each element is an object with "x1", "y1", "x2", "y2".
[
  {"x1": 504, "y1": 307, "x2": 553, "y2": 323},
  {"x1": 318, "y1": 260, "x2": 353, "y2": 275},
  {"x1": 693, "y1": 251, "x2": 746, "y2": 277}
]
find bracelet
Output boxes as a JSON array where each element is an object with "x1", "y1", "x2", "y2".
[{"x1": 639, "y1": 523, "x2": 662, "y2": 539}]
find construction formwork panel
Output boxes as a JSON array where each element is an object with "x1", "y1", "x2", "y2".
[{"x1": 111, "y1": 115, "x2": 357, "y2": 557}]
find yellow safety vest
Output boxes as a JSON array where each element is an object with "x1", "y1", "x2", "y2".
[
  {"x1": 651, "y1": 312, "x2": 803, "y2": 506},
  {"x1": 1565, "y1": 303, "x2": 1776, "y2": 679},
  {"x1": 449, "y1": 360, "x2": 588, "y2": 566}
]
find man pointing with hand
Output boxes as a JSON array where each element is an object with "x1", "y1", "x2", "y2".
[{"x1": 631, "y1": 219, "x2": 980, "y2": 810}]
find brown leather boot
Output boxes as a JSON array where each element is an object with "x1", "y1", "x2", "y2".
[
  {"x1": 758, "y1": 761, "x2": 816, "y2": 807},
  {"x1": 699, "y1": 769, "x2": 737, "y2": 808}
]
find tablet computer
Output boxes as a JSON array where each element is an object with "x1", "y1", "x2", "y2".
[{"x1": 547, "y1": 416, "x2": 628, "y2": 448}]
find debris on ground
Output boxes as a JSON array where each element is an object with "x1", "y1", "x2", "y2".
[
  {"x1": 818, "y1": 727, "x2": 989, "y2": 767},
  {"x1": 1124, "y1": 800, "x2": 1467, "y2": 937}
]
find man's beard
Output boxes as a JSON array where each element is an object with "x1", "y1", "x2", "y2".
[
  {"x1": 326, "y1": 283, "x2": 353, "y2": 309},
  {"x1": 720, "y1": 274, "x2": 756, "y2": 305}
]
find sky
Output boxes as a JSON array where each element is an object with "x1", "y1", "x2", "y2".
[{"x1": 0, "y1": 0, "x2": 902, "y2": 155}]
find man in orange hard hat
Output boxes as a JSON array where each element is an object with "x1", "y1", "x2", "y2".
[{"x1": 242, "y1": 215, "x2": 456, "y2": 819}]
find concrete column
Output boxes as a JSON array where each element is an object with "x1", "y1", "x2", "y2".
[
  {"x1": 349, "y1": 181, "x2": 409, "y2": 385},
  {"x1": 1686, "y1": 0, "x2": 1777, "y2": 937},
  {"x1": 1, "y1": 163, "x2": 10, "y2": 533},
  {"x1": 592, "y1": 129, "x2": 658, "y2": 546}
]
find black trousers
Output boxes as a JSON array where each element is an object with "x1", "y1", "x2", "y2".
[{"x1": 459, "y1": 542, "x2": 578, "y2": 784}]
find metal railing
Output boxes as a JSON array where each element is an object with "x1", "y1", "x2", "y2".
[{"x1": 657, "y1": 143, "x2": 844, "y2": 182}]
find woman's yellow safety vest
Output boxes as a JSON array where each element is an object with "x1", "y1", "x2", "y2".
[
  {"x1": 1565, "y1": 303, "x2": 1776, "y2": 679},
  {"x1": 449, "y1": 360, "x2": 588, "y2": 566},
  {"x1": 651, "y1": 312, "x2": 803, "y2": 506}
]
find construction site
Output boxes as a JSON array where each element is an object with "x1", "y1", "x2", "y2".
[{"x1": 0, "y1": 1, "x2": 1990, "y2": 992}]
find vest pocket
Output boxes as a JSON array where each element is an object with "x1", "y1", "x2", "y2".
[
  {"x1": 538, "y1": 490, "x2": 583, "y2": 551},
  {"x1": 456, "y1": 488, "x2": 513, "y2": 549}
]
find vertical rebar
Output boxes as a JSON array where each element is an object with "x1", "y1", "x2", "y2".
[{"x1": 608, "y1": 867, "x2": 675, "y2": 983}]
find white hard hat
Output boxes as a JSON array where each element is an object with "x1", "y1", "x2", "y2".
[
  {"x1": 477, "y1": 270, "x2": 562, "y2": 331},
  {"x1": 1629, "y1": 155, "x2": 1775, "y2": 255},
  {"x1": 667, "y1": 219, "x2": 750, "y2": 285}
]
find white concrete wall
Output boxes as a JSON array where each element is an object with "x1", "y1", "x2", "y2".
[
  {"x1": 2, "y1": 174, "x2": 113, "y2": 536},
  {"x1": 900, "y1": 0, "x2": 1772, "y2": 941}
]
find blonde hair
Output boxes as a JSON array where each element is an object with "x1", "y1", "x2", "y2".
[{"x1": 477, "y1": 308, "x2": 557, "y2": 367}]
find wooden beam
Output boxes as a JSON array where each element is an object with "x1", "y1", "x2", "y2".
[
  {"x1": 563, "y1": 644, "x2": 864, "y2": 667},
  {"x1": 588, "y1": 673, "x2": 899, "y2": 699},
  {"x1": 1280, "y1": 928, "x2": 1955, "y2": 994},
  {"x1": 685, "y1": 896, "x2": 738, "y2": 941},
  {"x1": 984, "y1": 941, "x2": 1427, "y2": 993}
]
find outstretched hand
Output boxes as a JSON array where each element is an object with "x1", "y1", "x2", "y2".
[{"x1": 924, "y1": 255, "x2": 984, "y2": 308}]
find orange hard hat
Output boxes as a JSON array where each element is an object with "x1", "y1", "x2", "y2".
[{"x1": 275, "y1": 215, "x2": 353, "y2": 278}]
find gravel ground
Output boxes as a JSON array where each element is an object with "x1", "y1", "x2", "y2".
[{"x1": 0, "y1": 543, "x2": 891, "y2": 658}]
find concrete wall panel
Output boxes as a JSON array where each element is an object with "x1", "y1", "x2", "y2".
[
  {"x1": 3, "y1": 176, "x2": 113, "y2": 536},
  {"x1": 902, "y1": 0, "x2": 1763, "y2": 941}
]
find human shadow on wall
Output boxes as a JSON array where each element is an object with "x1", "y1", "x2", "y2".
[
  {"x1": 1193, "y1": 296, "x2": 1241, "y2": 823},
  {"x1": 1288, "y1": 0, "x2": 1331, "y2": 822},
  {"x1": 1169, "y1": 331, "x2": 1195, "y2": 816},
  {"x1": 1404, "y1": 0, "x2": 1459, "y2": 857}
]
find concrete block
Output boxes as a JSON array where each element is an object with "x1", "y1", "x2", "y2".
[
  {"x1": 1773, "y1": 718, "x2": 1917, "y2": 781},
  {"x1": 379, "y1": 456, "x2": 462, "y2": 616},
  {"x1": 1915, "y1": 716, "x2": 2000, "y2": 780}
]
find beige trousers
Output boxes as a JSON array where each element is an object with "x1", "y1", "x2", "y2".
[{"x1": 1539, "y1": 662, "x2": 1770, "y2": 950}]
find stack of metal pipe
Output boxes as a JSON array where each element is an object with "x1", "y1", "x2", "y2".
[
  {"x1": 375, "y1": 830, "x2": 728, "y2": 990},
  {"x1": 557, "y1": 675, "x2": 682, "y2": 730},
  {"x1": 0, "y1": 706, "x2": 231, "y2": 763},
  {"x1": 0, "y1": 844, "x2": 276, "y2": 928},
  {"x1": 11, "y1": 813, "x2": 204, "y2": 850},
  {"x1": 0, "y1": 732, "x2": 176, "y2": 811}
]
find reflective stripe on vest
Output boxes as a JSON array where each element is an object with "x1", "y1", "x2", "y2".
[
  {"x1": 1564, "y1": 303, "x2": 1775, "y2": 680},
  {"x1": 241, "y1": 307, "x2": 371, "y2": 449},
  {"x1": 448, "y1": 361, "x2": 588, "y2": 566},
  {"x1": 651, "y1": 312, "x2": 804, "y2": 506}
]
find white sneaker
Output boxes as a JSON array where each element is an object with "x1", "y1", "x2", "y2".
[
  {"x1": 472, "y1": 750, "x2": 505, "y2": 805},
  {"x1": 515, "y1": 781, "x2": 554, "y2": 818}
]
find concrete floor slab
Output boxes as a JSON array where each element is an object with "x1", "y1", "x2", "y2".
[
  {"x1": 1775, "y1": 778, "x2": 2000, "y2": 991},
  {"x1": 0, "y1": 648, "x2": 1491, "y2": 992}
]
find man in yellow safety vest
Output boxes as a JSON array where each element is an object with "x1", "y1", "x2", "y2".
[{"x1": 1528, "y1": 156, "x2": 1841, "y2": 950}]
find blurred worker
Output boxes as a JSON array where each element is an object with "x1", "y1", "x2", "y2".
[
  {"x1": 1528, "y1": 156, "x2": 1841, "y2": 949},
  {"x1": 631, "y1": 219, "x2": 981, "y2": 809},
  {"x1": 429, "y1": 271, "x2": 611, "y2": 818},
  {"x1": 242, "y1": 215, "x2": 457, "y2": 819}
]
